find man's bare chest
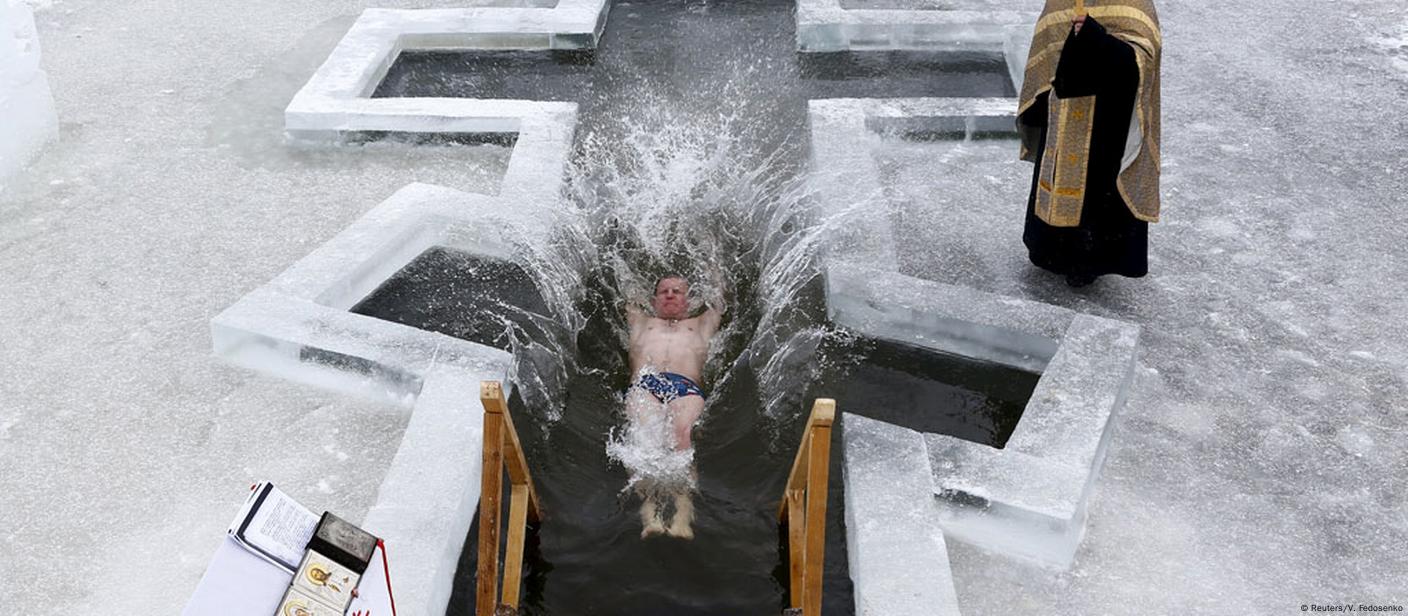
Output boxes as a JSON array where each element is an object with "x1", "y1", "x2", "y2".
[{"x1": 635, "y1": 319, "x2": 707, "y2": 350}]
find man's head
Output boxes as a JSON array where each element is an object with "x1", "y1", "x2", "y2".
[{"x1": 652, "y1": 274, "x2": 690, "y2": 320}]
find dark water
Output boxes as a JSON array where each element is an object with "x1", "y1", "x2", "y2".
[
  {"x1": 351, "y1": 250, "x2": 1035, "y2": 616},
  {"x1": 821, "y1": 337, "x2": 1036, "y2": 448},
  {"x1": 374, "y1": 51, "x2": 596, "y2": 102},
  {"x1": 377, "y1": 49, "x2": 1009, "y2": 102},
  {"x1": 350, "y1": 247, "x2": 551, "y2": 351},
  {"x1": 357, "y1": 1, "x2": 1022, "y2": 614},
  {"x1": 373, "y1": 0, "x2": 1013, "y2": 172}
]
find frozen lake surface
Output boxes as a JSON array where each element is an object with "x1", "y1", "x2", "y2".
[{"x1": 1, "y1": 0, "x2": 1406, "y2": 613}]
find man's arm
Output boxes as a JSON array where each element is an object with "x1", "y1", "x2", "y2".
[
  {"x1": 626, "y1": 301, "x2": 649, "y2": 333},
  {"x1": 699, "y1": 270, "x2": 728, "y2": 338},
  {"x1": 699, "y1": 306, "x2": 723, "y2": 340}
]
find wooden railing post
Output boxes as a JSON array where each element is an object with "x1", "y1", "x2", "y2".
[
  {"x1": 476, "y1": 390, "x2": 505, "y2": 616},
  {"x1": 477, "y1": 381, "x2": 542, "y2": 616},
  {"x1": 786, "y1": 489, "x2": 805, "y2": 607},
  {"x1": 778, "y1": 398, "x2": 836, "y2": 616},
  {"x1": 802, "y1": 400, "x2": 834, "y2": 616}
]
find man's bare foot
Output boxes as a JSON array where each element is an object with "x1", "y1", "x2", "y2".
[
  {"x1": 665, "y1": 518, "x2": 694, "y2": 540},
  {"x1": 665, "y1": 493, "x2": 694, "y2": 540},
  {"x1": 640, "y1": 500, "x2": 666, "y2": 539}
]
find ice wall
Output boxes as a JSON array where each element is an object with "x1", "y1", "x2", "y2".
[
  {"x1": 796, "y1": 0, "x2": 1040, "y2": 56},
  {"x1": 828, "y1": 262, "x2": 1140, "y2": 569},
  {"x1": 845, "y1": 414, "x2": 962, "y2": 616},
  {"x1": 211, "y1": 183, "x2": 532, "y2": 616},
  {"x1": 0, "y1": 0, "x2": 57, "y2": 192}
]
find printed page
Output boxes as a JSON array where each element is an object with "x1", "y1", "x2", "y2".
[{"x1": 234, "y1": 483, "x2": 319, "y2": 571}]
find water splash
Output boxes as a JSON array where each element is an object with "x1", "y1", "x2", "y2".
[
  {"x1": 511, "y1": 66, "x2": 878, "y2": 463},
  {"x1": 605, "y1": 373, "x2": 698, "y2": 493}
]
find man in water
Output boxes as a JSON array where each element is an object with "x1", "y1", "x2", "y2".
[{"x1": 625, "y1": 273, "x2": 724, "y2": 539}]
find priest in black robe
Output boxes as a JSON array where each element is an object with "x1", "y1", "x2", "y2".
[{"x1": 1018, "y1": 0, "x2": 1163, "y2": 287}]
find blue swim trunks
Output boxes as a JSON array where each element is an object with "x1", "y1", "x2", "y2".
[{"x1": 632, "y1": 371, "x2": 706, "y2": 403}]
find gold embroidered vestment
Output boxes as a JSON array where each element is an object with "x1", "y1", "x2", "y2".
[{"x1": 1018, "y1": 0, "x2": 1163, "y2": 226}]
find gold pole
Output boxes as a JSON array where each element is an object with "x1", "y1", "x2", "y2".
[{"x1": 1074, "y1": 0, "x2": 1086, "y2": 18}]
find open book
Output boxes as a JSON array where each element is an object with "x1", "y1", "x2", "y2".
[
  {"x1": 185, "y1": 482, "x2": 397, "y2": 615},
  {"x1": 228, "y1": 481, "x2": 320, "y2": 573}
]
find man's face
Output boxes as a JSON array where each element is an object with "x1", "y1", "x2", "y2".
[{"x1": 652, "y1": 277, "x2": 690, "y2": 320}]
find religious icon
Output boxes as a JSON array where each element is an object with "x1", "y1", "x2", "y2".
[
  {"x1": 306, "y1": 563, "x2": 345, "y2": 593},
  {"x1": 277, "y1": 587, "x2": 343, "y2": 616},
  {"x1": 293, "y1": 552, "x2": 361, "y2": 609},
  {"x1": 282, "y1": 601, "x2": 314, "y2": 616}
]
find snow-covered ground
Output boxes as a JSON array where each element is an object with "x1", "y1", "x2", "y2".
[
  {"x1": 1, "y1": 0, "x2": 1406, "y2": 613},
  {"x1": 0, "y1": 1, "x2": 511, "y2": 612}
]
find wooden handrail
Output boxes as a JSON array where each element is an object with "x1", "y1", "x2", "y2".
[
  {"x1": 777, "y1": 398, "x2": 835, "y2": 616},
  {"x1": 477, "y1": 381, "x2": 542, "y2": 616}
]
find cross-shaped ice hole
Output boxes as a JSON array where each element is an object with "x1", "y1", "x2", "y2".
[{"x1": 234, "y1": 2, "x2": 1088, "y2": 614}]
